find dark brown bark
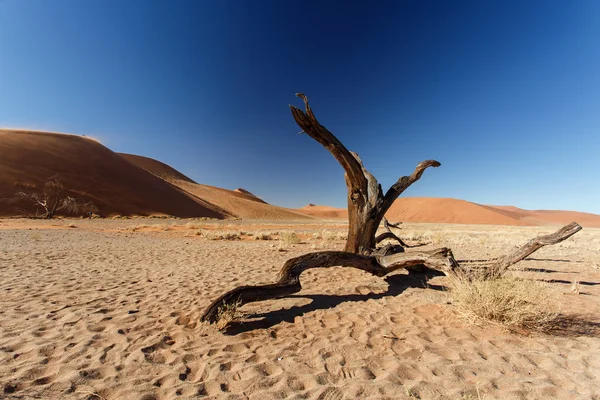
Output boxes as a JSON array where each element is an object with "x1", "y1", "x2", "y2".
[
  {"x1": 200, "y1": 248, "x2": 457, "y2": 324},
  {"x1": 290, "y1": 94, "x2": 439, "y2": 254},
  {"x1": 375, "y1": 218, "x2": 409, "y2": 247}
]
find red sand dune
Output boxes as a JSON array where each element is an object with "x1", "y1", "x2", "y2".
[
  {"x1": 162, "y1": 180, "x2": 312, "y2": 220},
  {"x1": 119, "y1": 153, "x2": 196, "y2": 184},
  {"x1": 121, "y1": 154, "x2": 309, "y2": 220},
  {"x1": 0, "y1": 129, "x2": 229, "y2": 218},
  {"x1": 298, "y1": 204, "x2": 349, "y2": 219},
  {"x1": 295, "y1": 198, "x2": 600, "y2": 228}
]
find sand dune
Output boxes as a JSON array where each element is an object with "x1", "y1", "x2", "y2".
[
  {"x1": 121, "y1": 153, "x2": 309, "y2": 220},
  {"x1": 119, "y1": 153, "x2": 196, "y2": 184},
  {"x1": 296, "y1": 198, "x2": 600, "y2": 228},
  {"x1": 298, "y1": 204, "x2": 349, "y2": 219},
  {"x1": 0, "y1": 129, "x2": 229, "y2": 218},
  {"x1": 172, "y1": 180, "x2": 312, "y2": 220}
]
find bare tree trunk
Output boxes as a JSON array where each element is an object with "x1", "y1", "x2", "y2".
[{"x1": 290, "y1": 94, "x2": 439, "y2": 254}]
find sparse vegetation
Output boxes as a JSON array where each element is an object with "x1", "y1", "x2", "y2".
[
  {"x1": 204, "y1": 231, "x2": 241, "y2": 241},
  {"x1": 449, "y1": 274, "x2": 560, "y2": 331},
  {"x1": 7, "y1": 176, "x2": 97, "y2": 219},
  {"x1": 215, "y1": 298, "x2": 242, "y2": 331},
  {"x1": 254, "y1": 233, "x2": 273, "y2": 240},
  {"x1": 280, "y1": 231, "x2": 301, "y2": 244}
]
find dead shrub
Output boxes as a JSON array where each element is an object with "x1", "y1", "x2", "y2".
[
  {"x1": 216, "y1": 298, "x2": 242, "y2": 331},
  {"x1": 280, "y1": 231, "x2": 301, "y2": 244},
  {"x1": 254, "y1": 233, "x2": 273, "y2": 240},
  {"x1": 449, "y1": 275, "x2": 560, "y2": 331}
]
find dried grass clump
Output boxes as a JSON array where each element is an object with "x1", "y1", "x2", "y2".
[
  {"x1": 450, "y1": 275, "x2": 560, "y2": 331},
  {"x1": 281, "y1": 231, "x2": 301, "y2": 244},
  {"x1": 205, "y1": 231, "x2": 241, "y2": 241},
  {"x1": 185, "y1": 221, "x2": 203, "y2": 230},
  {"x1": 216, "y1": 298, "x2": 242, "y2": 331},
  {"x1": 254, "y1": 233, "x2": 273, "y2": 240}
]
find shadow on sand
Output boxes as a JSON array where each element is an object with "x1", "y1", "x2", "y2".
[{"x1": 223, "y1": 269, "x2": 446, "y2": 335}]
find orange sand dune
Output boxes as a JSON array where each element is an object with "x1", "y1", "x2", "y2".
[
  {"x1": 119, "y1": 153, "x2": 196, "y2": 183},
  {"x1": 0, "y1": 129, "x2": 230, "y2": 218},
  {"x1": 386, "y1": 197, "x2": 528, "y2": 225},
  {"x1": 298, "y1": 204, "x2": 349, "y2": 219},
  {"x1": 121, "y1": 153, "x2": 309, "y2": 220},
  {"x1": 485, "y1": 205, "x2": 600, "y2": 228},
  {"x1": 296, "y1": 197, "x2": 600, "y2": 227},
  {"x1": 233, "y1": 188, "x2": 267, "y2": 204},
  {"x1": 171, "y1": 180, "x2": 312, "y2": 220},
  {"x1": 120, "y1": 155, "x2": 268, "y2": 205}
]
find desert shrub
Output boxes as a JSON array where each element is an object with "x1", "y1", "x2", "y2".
[
  {"x1": 185, "y1": 221, "x2": 203, "y2": 230},
  {"x1": 216, "y1": 298, "x2": 242, "y2": 331},
  {"x1": 280, "y1": 231, "x2": 301, "y2": 244},
  {"x1": 450, "y1": 275, "x2": 560, "y2": 331},
  {"x1": 254, "y1": 233, "x2": 273, "y2": 240},
  {"x1": 204, "y1": 231, "x2": 241, "y2": 241}
]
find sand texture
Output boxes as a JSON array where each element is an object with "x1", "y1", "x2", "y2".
[{"x1": 1, "y1": 218, "x2": 600, "y2": 399}]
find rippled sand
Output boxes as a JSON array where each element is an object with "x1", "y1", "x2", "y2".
[{"x1": 1, "y1": 218, "x2": 599, "y2": 399}]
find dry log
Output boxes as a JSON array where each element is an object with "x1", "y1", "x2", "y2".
[
  {"x1": 484, "y1": 222, "x2": 582, "y2": 279},
  {"x1": 201, "y1": 248, "x2": 457, "y2": 324}
]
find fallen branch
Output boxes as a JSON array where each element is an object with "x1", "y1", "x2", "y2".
[
  {"x1": 201, "y1": 248, "x2": 457, "y2": 324},
  {"x1": 484, "y1": 222, "x2": 582, "y2": 279}
]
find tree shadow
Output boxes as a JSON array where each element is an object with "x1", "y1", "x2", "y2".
[
  {"x1": 521, "y1": 267, "x2": 580, "y2": 274},
  {"x1": 525, "y1": 257, "x2": 580, "y2": 263},
  {"x1": 223, "y1": 269, "x2": 446, "y2": 335},
  {"x1": 544, "y1": 314, "x2": 600, "y2": 337},
  {"x1": 540, "y1": 279, "x2": 600, "y2": 286}
]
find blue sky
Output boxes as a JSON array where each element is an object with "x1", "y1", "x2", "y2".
[{"x1": 1, "y1": 1, "x2": 599, "y2": 213}]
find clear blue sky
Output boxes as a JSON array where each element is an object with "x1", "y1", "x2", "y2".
[{"x1": 1, "y1": 1, "x2": 599, "y2": 213}]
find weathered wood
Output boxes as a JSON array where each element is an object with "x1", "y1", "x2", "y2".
[
  {"x1": 484, "y1": 222, "x2": 583, "y2": 279},
  {"x1": 200, "y1": 95, "x2": 584, "y2": 328},
  {"x1": 375, "y1": 218, "x2": 409, "y2": 247},
  {"x1": 290, "y1": 94, "x2": 439, "y2": 254},
  {"x1": 200, "y1": 248, "x2": 457, "y2": 324}
]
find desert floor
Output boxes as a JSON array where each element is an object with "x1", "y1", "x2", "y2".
[{"x1": 1, "y1": 218, "x2": 599, "y2": 400}]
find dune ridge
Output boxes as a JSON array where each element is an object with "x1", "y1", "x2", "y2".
[
  {"x1": 296, "y1": 197, "x2": 600, "y2": 228},
  {"x1": 0, "y1": 129, "x2": 229, "y2": 218}
]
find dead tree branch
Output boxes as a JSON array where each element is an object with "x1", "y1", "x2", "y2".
[{"x1": 201, "y1": 248, "x2": 458, "y2": 324}]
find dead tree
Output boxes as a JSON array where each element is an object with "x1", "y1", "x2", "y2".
[
  {"x1": 201, "y1": 94, "x2": 582, "y2": 325},
  {"x1": 291, "y1": 93, "x2": 439, "y2": 254},
  {"x1": 8, "y1": 176, "x2": 96, "y2": 219}
]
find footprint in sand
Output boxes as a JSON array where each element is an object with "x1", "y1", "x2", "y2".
[{"x1": 318, "y1": 387, "x2": 345, "y2": 400}]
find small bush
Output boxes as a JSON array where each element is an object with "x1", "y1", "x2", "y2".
[
  {"x1": 185, "y1": 222, "x2": 203, "y2": 230},
  {"x1": 450, "y1": 275, "x2": 560, "y2": 331},
  {"x1": 280, "y1": 231, "x2": 301, "y2": 244},
  {"x1": 216, "y1": 298, "x2": 242, "y2": 331},
  {"x1": 254, "y1": 233, "x2": 273, "y2": 240},
  {"x1": 204, "y1": 231, "x2": 241, "y2": 241}
]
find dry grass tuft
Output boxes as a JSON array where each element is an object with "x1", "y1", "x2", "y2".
[
  {"x1": 204, "y1": 231, "x2": 241, "y2": 241},
  {"x1": 254, "y1": 233, "x2": 273, "y2": 240},
  {"x1": 280, "y1": 231, "x2": 301, "y2": 244},
  {"x1": 449, "y1": 274, "x2": 560, "y2": 331},
  {"x1": 216, "y1": 298, "x2": 242, "y2": 331}
]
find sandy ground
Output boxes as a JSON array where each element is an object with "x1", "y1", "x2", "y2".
[{"x1": 1, "y1": 218, "x2": 600, "y2": 400}]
